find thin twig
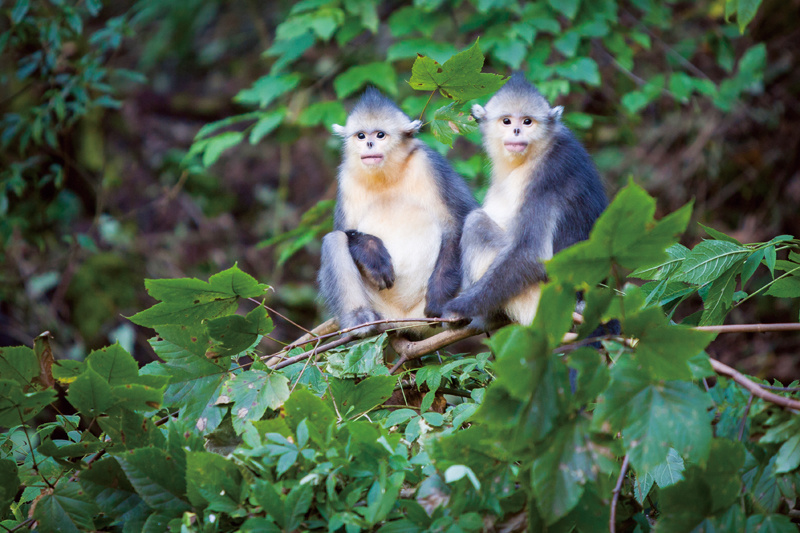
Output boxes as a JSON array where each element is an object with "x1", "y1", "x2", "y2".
[
  {"x1": 4, "y1": 519, "x2": 34, "y2": 533},
  {"x1": 709, "y1": 358, "x2": 800, "y2": 411},
  {"x1": 610, "y1": 455, "x2": 630, "y2": 533},
  {"x1": 272, "y1": 335, "x2": 357, "y2": 370},
  {"x1": 248, "y1": 297, "x2": 313, "y2": 337}
]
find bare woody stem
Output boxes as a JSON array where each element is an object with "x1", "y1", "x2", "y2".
[
  {"x1": 610, "y1": 455, "x2": 630, "y2": 533},
  {"x1": 709, "y1": 358, "x2": 800, "y2": 411}
]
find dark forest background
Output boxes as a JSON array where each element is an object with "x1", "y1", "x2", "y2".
[{"x1": 2, "y1": 0, "x2": 798, "y2": 381}]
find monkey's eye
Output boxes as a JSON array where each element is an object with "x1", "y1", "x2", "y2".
[
  {"x1": 357, "y1": 132, "x2": 366, "y2": 140},
  {"x1": 376, "y1": 131, "x2": 385, "y2": 139},
  {"x1": 523, "y1": 118, "x2": 533, "y2": 125},
  {"x1": 502, "y1": 118, "x2": 511, "y2": 125}
]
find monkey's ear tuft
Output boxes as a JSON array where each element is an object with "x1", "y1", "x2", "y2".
[
  {"x1": 403, "y1": 120, "x2": 422, "y2": 136},
  {"x1": 471, "y1": 104, "x2": 487, "y2": 122},
  {"x1": 332, "y1": 124, "x2": 347, "y2": 137},
  {"x1": 550, "y1": 106, "x2": 564, "y2": 121}
]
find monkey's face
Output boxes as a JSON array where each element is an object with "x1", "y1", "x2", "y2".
[
  {"x1": 351, "y1": 129, "x2": 392, "y2": 167},
  {"x1": 482, "y1": 113, "x2": 550, "y2": 158}
]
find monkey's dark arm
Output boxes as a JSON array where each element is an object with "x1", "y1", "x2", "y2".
[
  {"x1": 444, "y1": 188, "x2": 558, "y2": 320},
  {"x1": 424, "y1": 231, "x2": 462, "y2": 318},
  {"x1": 345, "y1": 230, "x2": 395, "y2": 290}
]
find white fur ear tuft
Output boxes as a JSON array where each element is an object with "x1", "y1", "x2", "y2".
[
  {"x1": 471, "y1": 104, "x2": 487, "y2": 121},
  {"x1": 332, "y1": 124, "x2": 346, "y2": 137},
  {"x1": 550, "y1": 106, "x2": 564, "y2": 121},
  {"x1": 404, "y1": 120, "x2": 422, "y2": 135}
]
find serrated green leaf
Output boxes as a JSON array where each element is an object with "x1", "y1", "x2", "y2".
[
  {"x1": 492, "y1": 39, "x2": 528, "y2": 69},
  {"x1": 86, "y1": 344, "x2": 138, "y2": 386},
  {"x1": 39, "y1": 437, "x2": 108, "y2": 459},
  {"x1": 328, "y1": 375, "x2": 398, "y2": 418},
  {"x1": 409, "y1": 39, "x2": 506, "y2": 101},
  {"x1": 650, "y1": 448, "x2": 685, "y2": 488},
  {"x1": 223, "y1": 371, "x2": 290, "y2": 432},
  {"x1": 774, "y1": 434, "x2": 800, "y2": 474},
  {"x1": 325, "y1": 334, "x2": 388, "y2": 378},
  {"x1": 235, "y1": 73, "x2": 301, "y2": 108},
  {"x1": 297, "y1": 100, "x2": 347, "y2": 128},
  {"x1": 674, "y1": 240, "x2": 749, "y2": 284},
  {"x1": 532, "y1": 419, "x2": 615, "y2": 524},
  {"x1": 285, "y1": 483, "x2": 314, "y2": 531},
  {"x1": 430, "y1": 102, "x2": 478, "y2": 147},
  {"x1": 207, "y1": 306, "x2": 273, "y2": 358},
  {"x1": 146, "y1": 325, "x2": 229, "y2": 432},
  {"x1": 334, "y1": 62, "x2": 398, "y2": 99},
  {"x1": 79, "y1": 457, "x2": 146, "y2": 522},
  {"x1": 745, "y1": 514, "x2": 798, "y2": 532},
  {"x1": 548, "y1": 0, "x2": 580, "y2": 19},
  {"x1": 700, "y1": 264, "x2": 741, "y2": 326},
  {"x1": 0, "y1": 458, "x2": 20, "y2": 514},
  {"x1": 66, "y1": 369, "x2": 113, "y2": 417},
  {"x1": 0, "y1": 346, "x2": 38, "y2": 386},
  {"x1": 186, "y1": 451, "x2": 242, "y2": 511},
  {"x1": 593, "y1": 360, "x2": 713, "y2": 472},
  {"x1": 115, "y1": 447, "x2": 190, "y2": 514},
  {"x1": 33, "y1": 483, "x2": 98, "y2": 533},
  {"x1": 486, "y1": 325, "x2": 549, "y2": 400},
  {"x1": 657, "y1": 467, "x2": 712, "y2": 532},
  {"x1": 283, "y1": 388, "x2": 336, "y2": 446}
]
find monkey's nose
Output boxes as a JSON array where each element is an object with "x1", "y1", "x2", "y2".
[
  {"x1": 367, "y1": 141, "x2": 373, "y2": 148},
  {"x1": 513, "y1": 128, "x2": 520, "y2": 135}
]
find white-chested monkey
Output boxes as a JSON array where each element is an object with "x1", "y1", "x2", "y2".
[
  {"x1": 443, "y1": 73, "x2": 609, "y2": 329},
  {"x1": 319, "y1": 88, "x2": 477, "y2": 336}
]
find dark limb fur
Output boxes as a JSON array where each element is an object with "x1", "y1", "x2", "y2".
[
  {"x1": 424, "y1": 232, "x2": 462, "y2": 318},
  {"x1": 345, "y1": 230, "x2": 395, "y2": 290}
]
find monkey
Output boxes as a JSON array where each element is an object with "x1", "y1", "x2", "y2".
[
  {"x1": 318, "y1": 88, "x2": 477, "y2": 337},
  {"x1": 443, "y1": 72, "x2": 609, "y2": 330}
]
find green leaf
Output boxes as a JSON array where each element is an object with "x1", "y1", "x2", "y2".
[
  {"x1": 555, "y1": 57, "x2": 600, "y2": 85},
  {"x1": 222, "y1": 371, "x2": 290, "y2": 432},
  {"x1": 66, "y1": 367, "x2": 114, "y2": 416},
  {"x1": 657, "y1": 467, "x2": 712, "y2": 533},
  {"x1": 186, "y1": 451, "x2": 242, "y2": 511},
  {"x1": 765, "y1": 274, "x2": 800, "y2": 298},
  {"x1": 430, "y1": 102, "x2": 478, "y2": 147},
  {"x1": 86, "y1": 344, "x2": 139, "y2": 386},
  {"x1": 764, "y1": 244, "x2": 777, "y2": 276},
  {"x1": 115, "y1": 447, "x2": 191, "y2": 514},
  {"x1": 674, "y1": 240, "x2": 750, "y2": 284},
  {"x1": 249, "y1": 108, "x2": 287, "y2": 144},
  {"x1": 285, "y1": 483, "x2": 314, "y2": 531},
  {"x1": 705, "y1": 438, "x2": 746, "y2": 512},
  {"x1": 200, "y1": 132, "x2": 244, "y2": 167},
  {"x1": 334, "y1": 62, "x2": 398, "y2": 99},
  {"x1": 745, "y1": 514, "x2": 798, "y2": 532},
  {"x1": 492, "y1": 39, "x2": 528, "y2": 69},
  {"x1": 325, "y1": 334, "x2": 388, "y2": 378},
  {"x1": 130, "y1": 265, "x2": 267, "y2": 328},
  {"x1": 0, "y1": 346, "x2": 38, "y2": 386},
  {"x1": 283, "y1": 388, "x2": 336, "y2": 446},
  {"x1": 328, "y1": 375, "x2": 398, "y2": 418},
  {"x1": 33, "y1": 483, "x2": 98, "y2": 533},
  {"x1": 234, "y1": 73, "x2": 301, "y2": 108},
  {"x1": 486, "y1": 325, "x2": 549, "y2": 400},
  {"x1": 386, "y1": 39, "x2": 457, "y2": 63},
  {"x1": 774, "y1": 434, "x2": 800, "y2": 474},
  {"x1": 700, "y1": 264, "x2": 741, "y2": 326},
  {"x1": 548, "y1": 0, "x2": 580, "y2": 19},
  {"x1": 650, "y1": 448, "x2": 685, "y2": 488},
  {"x1": 408, "y1": 39, "x2": 507, "y2": 101},
  {"x1": 194, "y1": 112, "x2": 261, "y2": 141},
  {"x1": 0, "y1": 458, "x2": 19, "y2": 514},
  {"x1": 742, "y1": 248, "x2": 765, "y2": 285},
  {"x1": 146, "y1": 325, "x2": 229, "y2": 432},
  {"x1": 207, "y1": 306, "x2": 273, "y2": 358},
  {"x1": 593, "y1": 360, "x2": 713, "y2": 472},
  {"x1": 79, "y1": 457, "x2": 146, "y2": 522},
  {"x1": 533, "y1": 282, "x2": 578, "y2": 347},
  {"x1": 668, "y1": 72, "x2": 695, "y2": 102},
  {"x1": 11, "y1": 0, "x2": 29, "y2": 24},
  {"x1": 737, "y1": 0, "x2": 763, "y2": 32},
  {"x1": 297, "y1": 100, "x2": 347, "y2": 128},
  {"x1": 532, "y1": 419, "x2": 615, "y2": 524}
]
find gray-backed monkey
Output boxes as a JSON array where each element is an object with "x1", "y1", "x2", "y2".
[
  {"x1": 319, "y1": 88, "x2": 477, "y2": 336},
  {"x1": 443, "y1": 73, "x2": 609, "y2": 329}
]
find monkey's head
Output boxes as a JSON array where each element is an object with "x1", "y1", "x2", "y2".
[
  {"x1": 472, "y1": 72, "x2": 563, "y2": 159},
  {"x1": 333, "y1": 88, "x2": 422, "y2": 170}
]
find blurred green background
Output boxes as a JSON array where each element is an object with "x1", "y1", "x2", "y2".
[{"x1": 1, "y1": 0, "x2": 798, "y2": 379}]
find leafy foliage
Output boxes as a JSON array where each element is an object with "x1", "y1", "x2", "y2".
[{"x1": 3, "y1": 182, "x2": 799, "y2": 531}]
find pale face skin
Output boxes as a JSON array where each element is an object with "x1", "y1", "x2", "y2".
[
  {"x1": 353, "y1": 129, "x2": 389, "y2": 166},
  {"x1": 497, "y1": 115, "x2": 537, "y2": 154}
]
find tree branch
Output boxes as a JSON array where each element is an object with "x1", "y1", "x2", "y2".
[{"x1": 709, "y1": 357, "x2": 800, "y2": 411}]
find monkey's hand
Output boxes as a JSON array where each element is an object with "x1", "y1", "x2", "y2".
[
  {"x1": 345, "y1": 230, "x2": 395, "y2": 290},
  {"x1": 442, "y1": 297, "x2": 490, "y2": 331}
]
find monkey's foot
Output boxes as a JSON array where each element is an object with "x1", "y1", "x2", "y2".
[{"x1": 340, "y1": 307, "x2": 383, "y2": 337}]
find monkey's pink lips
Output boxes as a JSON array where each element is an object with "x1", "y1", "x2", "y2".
[
  {"x1": 361, "y1": 155, "x2": 384, "y2": 165},
  {"x1": 504, "y1": 142, "x2": 528, "y2": 153}
]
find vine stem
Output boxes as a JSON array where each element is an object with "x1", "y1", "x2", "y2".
[
  {"x1": 418, "y1": 90, "x2": 436, "y2": 122},
  {"x1": 610, "y1": 454, "x2": 630, "y2": 533},
  {"x1": 695, "y1": 322, "x2": 800, "y2": 333}
]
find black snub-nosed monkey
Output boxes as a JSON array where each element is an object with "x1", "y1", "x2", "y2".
[
  {"x1": 443, "y1": 73, "x2": 609, "y2": 331},
  {"x1": 318, "y1": 88, "x2": 477, "y2": 337}
]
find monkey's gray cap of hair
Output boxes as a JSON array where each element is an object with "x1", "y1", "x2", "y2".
[
  {"x1": 333, "y1": 87, "x2": 421, "y2": 137},
  {"x1": 478, "y1": 71, "x2": 560, "y2": 122}
]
